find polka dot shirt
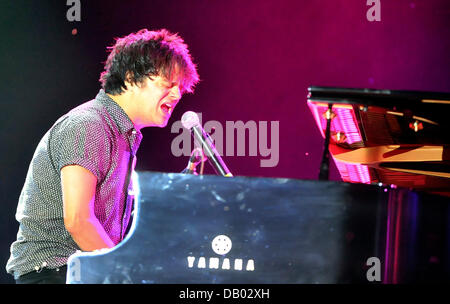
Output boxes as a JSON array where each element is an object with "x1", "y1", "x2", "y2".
[{"x1": 6, "y1": 90, "x2": 142, "y2": 279}]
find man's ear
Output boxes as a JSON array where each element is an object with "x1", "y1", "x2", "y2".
[
  {"x1": 124, "y1": 71, "x2": 148, "y2": 92},
  {"x1": 124, "y1": 71, "x2": 136, "y2": 92}
]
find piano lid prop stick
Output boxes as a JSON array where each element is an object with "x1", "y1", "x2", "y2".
[{"x1": 319, "y1": 103, "x2": 334, "y2": 180}]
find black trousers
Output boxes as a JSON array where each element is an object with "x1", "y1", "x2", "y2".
[{"x1": 15, "y1": 266, "x2": 67, "y2": 284}]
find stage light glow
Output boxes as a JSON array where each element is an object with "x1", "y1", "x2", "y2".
[{"x1": 308, "y1": 101, "x2": 370, "y2": 184}]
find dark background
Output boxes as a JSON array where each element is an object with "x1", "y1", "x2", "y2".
[{"x1": 0, "y1": 0, "x2": 449, "y2": 283}]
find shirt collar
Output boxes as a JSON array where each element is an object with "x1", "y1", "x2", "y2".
[{"x1": 94, "y1": 89, "x2": 137, "y2": 136}]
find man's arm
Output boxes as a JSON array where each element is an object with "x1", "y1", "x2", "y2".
[{"x1": 61, "y1": 165, "x2": 115, "y2": 251}]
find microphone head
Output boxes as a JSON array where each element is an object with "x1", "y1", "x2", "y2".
[{"x1": 181, "y1": 111, "x2": 200, "y2": 129}]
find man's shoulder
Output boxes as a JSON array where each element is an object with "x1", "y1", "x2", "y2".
[
  {"x1": 66, "y1": 100, "x2": 106, "y2": 123},
  {"x1": 60, "y1": 97, "x2": 109, "y2": 124},
  {"x1": 51, "y1": 99, "x2": 112, "y2": 136}
]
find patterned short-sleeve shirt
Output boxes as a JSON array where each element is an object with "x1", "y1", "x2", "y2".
[{"x1": 6, "y1": 89, "x2": 143, "y2": 279}]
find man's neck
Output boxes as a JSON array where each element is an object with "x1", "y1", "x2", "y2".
[{"x1": 106, "y1": 92, "x2": 141, "y2": 131}]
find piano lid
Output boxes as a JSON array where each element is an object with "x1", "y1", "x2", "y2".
[{"x1": 307, "y1": 86, "x2": 450, "y2": 197}]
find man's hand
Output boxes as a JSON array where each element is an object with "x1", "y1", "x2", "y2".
[{"x1": 61, "y1": 165, "x2": 115, "y2": 251}]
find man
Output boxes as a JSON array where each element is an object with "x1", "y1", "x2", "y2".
[{"x1": 6, "y1": 28, "x2": 199, "y2": 284}]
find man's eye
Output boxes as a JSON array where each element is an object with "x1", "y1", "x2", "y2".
[{"x1": 160, "y1": 82, "x2": 171, "y2": 89}]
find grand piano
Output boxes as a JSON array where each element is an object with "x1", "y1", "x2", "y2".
[{"x1": 66, "y1": 87, "x2": 450, "y2": 284}]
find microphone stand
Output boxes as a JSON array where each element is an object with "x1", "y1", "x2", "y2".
[{"x1": 181, "y1": 148, "x2": 205, "y2": 175}]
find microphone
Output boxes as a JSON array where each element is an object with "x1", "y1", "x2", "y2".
[{"x1": 181, "y1": 111, "x2": 233, "y2": 177}]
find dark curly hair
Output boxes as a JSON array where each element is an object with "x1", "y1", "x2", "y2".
[{"x1": 99, "y1": 28, "x2": 199, "y2": 95}]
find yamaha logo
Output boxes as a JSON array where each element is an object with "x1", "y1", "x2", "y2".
[
  {"x1": 187, "y1": 234, "x2": 255, "y2": 271},
  {"x1": 211, "y1": 235, "x2": 232, "y2": 255}
]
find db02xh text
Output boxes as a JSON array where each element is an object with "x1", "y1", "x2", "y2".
[{"x1": 223, "y1": 289, "x2": 270, "y2": 299}]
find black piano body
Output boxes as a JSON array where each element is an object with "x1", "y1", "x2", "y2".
[{"x1": 67, "y1": 171, "x2": 450, "y2": 284}]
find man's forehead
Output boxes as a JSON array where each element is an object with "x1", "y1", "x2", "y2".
[
  {"x1": 162, "y1": 70, "x2": 186, "y2": 88},
  {"x1": 166, "y1": 64, "x2": 185, "y2": 82}
]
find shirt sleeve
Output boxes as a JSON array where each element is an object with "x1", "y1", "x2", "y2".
[{"x1": 50, "y1": 113, "x2": 112, "y2": 182}]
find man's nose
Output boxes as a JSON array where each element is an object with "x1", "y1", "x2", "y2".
[{"x1": 169, "y1": 86, "x2": 181, "y2": 101}]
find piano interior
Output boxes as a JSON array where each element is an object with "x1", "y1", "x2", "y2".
[{"x1": 307, "y1": 86, "x2": 450, "y2": 197}]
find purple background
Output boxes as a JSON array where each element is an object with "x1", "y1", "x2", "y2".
[
  {"x1": 0, "y1": 0, "x2": 449, "y2": 283},
  {"x1": 89, "y1": 0, "x2": 450, "y2": 179}
]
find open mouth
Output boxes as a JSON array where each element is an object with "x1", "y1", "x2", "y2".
[{"x1": 160, "y1": 102, "x2": 174, "y2": 115}]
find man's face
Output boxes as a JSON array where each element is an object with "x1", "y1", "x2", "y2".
[{"x1": 132, "y1": 74, "x2": 183, "y2": 128}]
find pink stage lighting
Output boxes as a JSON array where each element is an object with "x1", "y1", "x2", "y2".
[{"x1": 307, "y1": 101, "x2": 371, "y2": 184}]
